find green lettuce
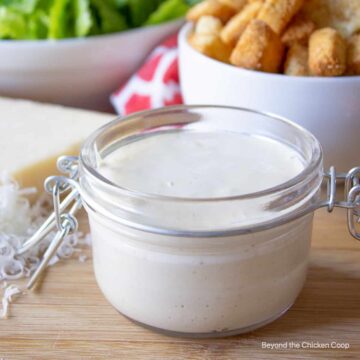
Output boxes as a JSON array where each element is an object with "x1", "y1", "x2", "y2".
[
  {"x1": 0, "y1": 0, "x2": 38, "y2": 14},
  {"x1": 73, "y1": 0, "x2": 91, "y2": 37},
  {"x1": 28, "y1": 9, "x2": 49, "y2": 39},
  {"x1": 145, "y1": 0, "x2": 189, "y2": 26},
  {"x1": 90, "y1": 0, "x2": 127, "y2": 34},
  {"x1": 0, "y1": 0, "x2": 197, "y2": 40},
  {"x1": 48, "y1": 0, "x2": 71, "y2": 39},
  {"x1": 0, "y1": 7, "x2": 28, "y2": 39},
  {"x1": 128, "y1": 0, "x2": 163, "y2": 27}
]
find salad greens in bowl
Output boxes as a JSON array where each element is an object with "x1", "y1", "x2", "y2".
[
  {"x1": 0, "y1": 0, "x2": 200, "y2": 40},
  {"x1": 0, "y1": 0, "x2": 199, "y2": 111}
]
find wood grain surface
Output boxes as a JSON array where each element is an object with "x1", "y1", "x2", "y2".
[{"x1": 1, "y1": 207, "x2": 359, "y2": 359}]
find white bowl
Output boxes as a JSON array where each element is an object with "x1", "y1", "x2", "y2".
[
  {"x1": 0, "y1": 20, "x2": 183, "y2": 112},
  {"x1": 179, "y1": 23, "x2": 360, "y2": 171}
]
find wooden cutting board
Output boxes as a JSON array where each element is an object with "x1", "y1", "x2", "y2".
[{"x1": 1, "y1": 207, "x2": 360, "y2": 359}]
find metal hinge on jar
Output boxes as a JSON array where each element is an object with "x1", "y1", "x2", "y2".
[
  {"x1": 323, "y1": 166, "x2": 360, "y2": 240},
  {"x1": 16, "y1": 157, "x2": 360, "y2": 290},
  {"x1": 16, "y1": 156, "x2": 82, "y2": 290}
]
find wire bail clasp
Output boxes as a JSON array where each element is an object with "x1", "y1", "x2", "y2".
[
  {"x1": 16, "y1": 156, "x2": 83, "y2": 290},
  {"x1": 325, "y1": 166, "x2": 360, "y2": 241}
]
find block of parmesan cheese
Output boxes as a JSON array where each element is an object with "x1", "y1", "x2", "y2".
[{"x1": 0, "y1": 97, "x2": 114, "y2": 192}]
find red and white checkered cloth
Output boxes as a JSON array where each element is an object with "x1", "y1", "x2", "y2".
[{"x1": 111, "y1": 34, "x2": 183, "y2": 116}]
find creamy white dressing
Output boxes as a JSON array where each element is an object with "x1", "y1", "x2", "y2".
[
  {"x1": 99, "y1": 131, "x2": 305, "y2": 198},
  {"x1": 89, "y1": 129, "x2": 312, "y2": 335}
]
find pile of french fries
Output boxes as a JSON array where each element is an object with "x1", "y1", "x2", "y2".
[{"x1": 187, "y1": 0, "x2": 360, "y2": 76}]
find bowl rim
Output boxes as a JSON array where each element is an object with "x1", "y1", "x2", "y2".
[
  {"x1": 179, "y1": 22, "x2": 360, "y2": 83},
  {"x1": 0, "y1": 18, "x2": 183, "y2": 47}
]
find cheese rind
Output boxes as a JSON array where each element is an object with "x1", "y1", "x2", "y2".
[{"x1": 0, "y1": 97, "x2": 113, "y2": 191}]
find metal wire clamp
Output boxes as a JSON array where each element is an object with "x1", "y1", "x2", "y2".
[
  {"x1": 17, "y1": 157, "x2": 83, "y2": 290},
  {"x1": 323, "y1": 166, "x2": 360, "y2": 240}
]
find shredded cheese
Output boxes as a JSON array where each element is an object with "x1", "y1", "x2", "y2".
[
  {"x1": 0, "y1": 174, "x2": 90, "y2": 319},
  {"x1": 1, "y1": 283, "x2": 23, "y2": 319}
]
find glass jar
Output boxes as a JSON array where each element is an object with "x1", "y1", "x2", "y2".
[{"x1": 36, "y1": 106, "x2": 359, "y2": 338}]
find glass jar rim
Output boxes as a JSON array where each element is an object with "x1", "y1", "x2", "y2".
[{"x1": 80, "y1": 105, "x2": 323, "y2": 203}]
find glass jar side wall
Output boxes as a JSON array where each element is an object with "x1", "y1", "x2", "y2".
[{"x1": 88, "y1": 208, "x2": 314, "y2": 336}]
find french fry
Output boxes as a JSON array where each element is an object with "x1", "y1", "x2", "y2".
[
  {"x1": 282, "y1": 14, "x2": 315, "y2": 46},
  {"x1": 284, "y1": 43, "x2": 308, "y2": 76},
  {"x1": 308, "y1": 28, "x2": 346, "y2": 76},
  {"x1": 187, "y1": 0, "x2": 236, "y2": 23},
  {"x1": 190, "y1": 16, "x2": 232, "y2": 63},
  {"x1": 218, "y1": 0, "x2": 247, "y2": 11},
  {"x1": 257, "y1": 0, "x2": 305, "y2": 34},
  {"x1": 230, "y1": 19, "x2": 285, "y2": 72},
  {"x1": 221, "y1": 1, "x2": 263, "y2": 47},
  {"x1": 347, "y1": 34, "x2": 360, "y2": 75}
]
